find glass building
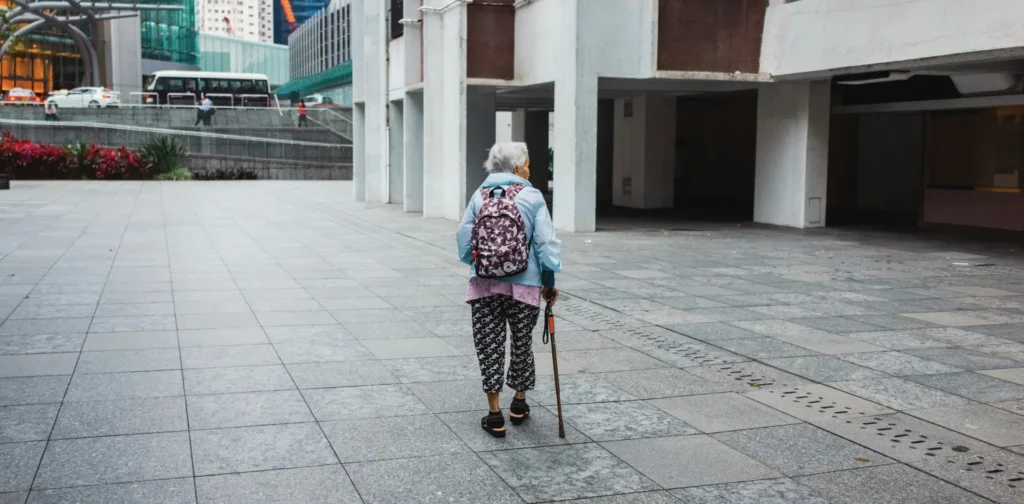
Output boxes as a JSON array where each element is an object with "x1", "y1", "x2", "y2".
[
  {"x1": 199, "y1": 33, "x2": 290, "y2": 87},
  {"x1": 140, "y1": 0, "x2": 200, "y2": 67}
]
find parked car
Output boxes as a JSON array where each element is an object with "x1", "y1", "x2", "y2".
[
  {"x1": 304, "y1": 94, "x2": 341, "y2": 108},
  {"x1": 3, "y1": 88, "x2": 42, "y2": 105},
  {"x1": 45, "y1": 87, "x2": 120, "y2": 108}
]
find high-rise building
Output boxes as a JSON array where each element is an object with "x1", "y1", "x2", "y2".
[
  {"x1": 197, "y1": 0, "x2": 274, "y2": 43},
  {"x1": 272, "y1": 0, "x2": 331, "y2": 45}
]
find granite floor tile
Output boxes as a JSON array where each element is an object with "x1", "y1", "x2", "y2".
[
  {"x1": 329, "y1": 308, "x2": 412, "y2": 324},
  {"x1": 0, "y1": 334, "x2": 85, "y2": 355},
  {"x1": 186, "y1": 390, "x2": 313, "y2": 429},
  {"x1": 359, "y1": 338, "x2": 462, "y2": 360},
  {"x1": 175, "y1": 312, "x2": 260, "y2": 330},
  {"x1": 0, "y1": 354, "x2": 78, "y2": 378},
  {"x1": 906, "y1": 372, "x2": 1024, "y2": 403},
  {"x1": 796, "y1": 464, "x2": 993, "y2": 504},
  {"x1": 529, "y1": 373, "x2": 637, "y2": 406},
  {"x1": 0, "y1": 318, "x2": 92, "y2": 336},
  {"x1": 650, "y1": 393, "x2": 800, "y2": 433},
  {"x1": 52, "y1": 397, "x2": 187, "y2": 439},
  {"x1": 559, "y1": 348, "x2": 670, "y2": 373},
  {"x1": 994, "y1": 399, "x2": 1024, "y2": 415},
  {"x1": 88, "y1": 316, "x2": 176, "y2": 333},
  {"x1": 247, "y1": 298, "x2": 324, "y2": 312},
  {"x1": 287, "y1": 360, "x2": 398, "y2": 389},
  {"x1": 82, "y1": 331, "x2": 178, "y2": 351},
  {"x1": 481, "y1": 443, "x2": 658, "y2": 502},
  {"x1": 0, "y1": 376, "x2": 70, "y2": 407},
  {"x1": 406, "y1": 379, "x2": 486, "y2": 413},
  {"x1": 662, "y1": 322, "x2": 762, "y2": 342},
  {"x1": 347, "y1": 454, "x2": 523, "y2": 504},
  {"x1": 0, "y1": 442, "x2": 45, "y2": 492},
  {"x1": 596, "y1": 368, "x2": 731, "y2": 399},
  {"x1": 0, "y1": 404, "x2": 59, "y2": 443},
  {"x1": 909, "y1": 403, "x2": 1024, "y2": 447},
  {"x1": 302, "y1": 384, "x2": 428, "y2": 421},
  {"x1": 180, "y1": 344, "x2": 281, "y2": 369},
  {"x1": 75, "y1": 349, "x2": 181, "y2": 374},
  {"x1": 670, "y1": 478, "x2": 830, "y2": 504},
  {"x1": 558, "y1": 491, "x2": 681, "y2": 503},
  {"x1": 274, "y1": 340, "x2": 374, "y2": 364},
  {"x1": 445, "y1": 407, "x2": 591, "y2": 451},
  {"x1": 65, "y1": 370, "x2": 183, "y2": 402},
  {"x1": 602, "y1": 435, "x2": 782, "y2": 489},
  {"x1": 981, "y1": 367, "x2": 1024, "y2": 385},
  {"x1": 93, "y1": 303, "x2": 175, "y2": 317},
  {"x1": 793, "y1": 316, "x2": 886, "y2": 334},
  {"x1": 255, "y1": 310, "x2": 338, "y2": 327},
  {"x1": 841, "y1": 351, "x2": 963, "y2": 376},
  {"x1": 905, "y1": 347, "x2": 1021, "y2": 371},
  {"x1": 183, "y1": 365, "x2": 295, "y2": 395},
  {"x1": 26, "y1": 479, "x2": 196, "y2": 504},
  {"x1": 847, "y1": 314, "x2": 937, "y2": 330},
  {"x1": 762, "y1": 356, "x2": 888, "y2": 382},
  {"x1": 685, "y1": 362, "x2": 812, "y2": 391},
  {"x1": 712, "y1": 423, "x2": 894, "y2": 476},
  {"x1": 176, "y1": 328, "x2": 269, "y2": 347},
  {"x1": 321, "y1": 414, "x2": 468, "y2": 462},
  {"x1": 9, "y1": 304, "x2": 96, "y2": 320},
  {"x1": 829, "y1": 377, "x2": 972, "y2": 410},
  {"x1": 902, "y1": 312, "x2": 995, "y2": 327},
  {"x1": 379, "y1": 356, "x2": 481, "y2": 383},
  {"x1": 190, "y1": 423, "x2": 337, "y2": 476},
  {"x1": 33, "y1": 432, "x2": 192, "y2": 489},
  {"x1": 714, "y1": 338, "x2": 820, "y2": 359},
  {"x1": 972, "y1": 323, "x2": 1024, "y2": 343},
  {"x1": 341, "y1": 321, "x2": 437, "y2": 340},
  {"x1": 560, "y1": 400, "x2": 697, "y2": 441},
  {"x1": 262, "y1": 325, "x2": 352, "y2": 345},
  {"x1": 195, "y1": 465, "x2": 360, "y2": 504}
]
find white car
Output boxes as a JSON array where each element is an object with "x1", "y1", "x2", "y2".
[{"x1": 46, "y1": 87, "x2": 120, "y2": 108}]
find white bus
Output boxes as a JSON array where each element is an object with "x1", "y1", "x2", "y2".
[{"x1": 144, "y1": 71, "x2": 272, "y2": 107}]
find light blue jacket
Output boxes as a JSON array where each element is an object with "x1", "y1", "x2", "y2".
[{"x1": 457, "y1": 173, "x2": 562, "y2": 287}]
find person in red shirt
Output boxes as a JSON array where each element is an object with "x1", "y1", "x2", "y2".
[{"x1": 297, "y1": 99, "x2": 308, "y2": 127}]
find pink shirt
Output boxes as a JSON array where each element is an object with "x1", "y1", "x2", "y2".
[{"x1": 466, "y1": 278, "x2": 542, "y2": 307}]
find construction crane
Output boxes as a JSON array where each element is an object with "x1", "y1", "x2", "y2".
[
  {"x1": 223, "y1": 16, "x2": 235, "y2": 36},
  {"x1": 280, "y1": 0, "x2": 300, "y2": 31}
]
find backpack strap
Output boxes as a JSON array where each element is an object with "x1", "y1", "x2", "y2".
[{"x1": 483, "y1": 184, "x2": 526, "y2": 200}]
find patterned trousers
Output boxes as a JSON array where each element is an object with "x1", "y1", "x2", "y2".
[{"x1": 470, "y1": 295, "x2": 540, "y2": 394}]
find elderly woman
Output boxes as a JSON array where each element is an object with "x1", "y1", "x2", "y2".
[{"x1": 457, "y1": 142, "x2": 562, "y2": 438}]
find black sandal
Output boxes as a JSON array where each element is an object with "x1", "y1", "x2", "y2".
[
  {"x1": 509, "y1": 396, "x2": 530, "y2": 425},
  {"x1": 481, "y1": 411, "x2": 506, "y2": 438}
]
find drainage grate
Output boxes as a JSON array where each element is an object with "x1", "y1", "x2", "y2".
[
  {"x1": 689, "y1": 362, "x2": 813, "y2": 392},
  {"x1": 559, "y1": 297, "x2": 645, "y2": 331},
  {"x1": 915, "y1": 450, "x2": 1024, "y2": 504},
  {"x1": 745, "y1": 384, "x2": 894, "y2": 423},
  {"x1": 817, "y1": 413, "x2": 1002, "y2": 464},
  {"x1": 602, "y1": 326, "x2": 747, "y2": 368}
]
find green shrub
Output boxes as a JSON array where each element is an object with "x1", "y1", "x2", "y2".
[
  {"x1": 140, "y1": 137, "x2": 185, "y2": 176},
  {"x1": 155, "y1": 167, "x2": 193, "y2": 181}
]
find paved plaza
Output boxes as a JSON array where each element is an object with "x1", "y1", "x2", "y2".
[{"x1": 1, "y1": 181, "x2": 1024, "y2": 503}]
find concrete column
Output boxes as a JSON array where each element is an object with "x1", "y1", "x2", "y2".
[
  {"x1": 612, "y1": 94, "x2": 676, "y2": 209},
  {"x1": 510, "y1": 109, "x2": 527, "y2": 142},
  {"x1": 388, "y1": 100, "x2": 405, "y2": 205},
  {"x1": 96, "y1": 17, "x2": 142, "y2": 95},
  {"x1": 363, "y1": 0, "x2": 388, "y2": 203},
  {"x1": 754, "y1": 81, "x2": 831, "y2": 228},
  {"x1": 353, "y1": 103, "x2": 366, "y2": 202},
  {"x1": 553, "y1": 75, "x2": 598, "y2": 232},
  {"x1": 403, "y1": 92, "x2": 425, "y2": 213},
  {"x1": 524, "y1": 110, "x2": 550, "y2": 194},
  {"x1": 465, "y1": 87, "x2": 497, "y2": 204}
]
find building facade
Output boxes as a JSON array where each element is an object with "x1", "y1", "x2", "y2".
[
  {"x1": 350, "y1": 0, "x2": 1024, "y2": 233},
  {"x1": 272, "y1": 0, "x2": 331, "y2": 45},
  {"x1": 197, "y1": 0, "x2": 274, "y2": 43},
  {"x1": 277, "y1": 0, "x2": 352, "y2": 105}
]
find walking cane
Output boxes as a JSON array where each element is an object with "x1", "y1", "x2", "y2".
[{"x1": 542, "y1": 300, "x2": 565, "y2": 438}]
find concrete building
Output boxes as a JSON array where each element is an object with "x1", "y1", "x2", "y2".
[
  {"x1": 350, "y1": 0, "x2": 1024, "y2": 232},
  {"x1": 197, "y1": 0, "x2": 274, "y2": 43}
]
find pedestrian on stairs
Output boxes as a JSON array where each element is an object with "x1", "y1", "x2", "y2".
[
  {"x1": 297, "y1": 99, "x2": 308, "y2": 127},
  {"x1": 456, "y1": 141, "x2": 562, "y2": 439}
]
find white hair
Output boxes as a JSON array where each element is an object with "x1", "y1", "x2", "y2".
[{"x1": 483, "y1": 142, "x2": 529, "y2": 174}]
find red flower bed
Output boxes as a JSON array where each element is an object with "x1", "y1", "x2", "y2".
[{"x1": 0, "y1": 133, "x2": 149, "y2": 180}]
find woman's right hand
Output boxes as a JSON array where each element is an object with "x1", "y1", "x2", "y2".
[{"x1": 542, "y1": 287, "x2": 559, "y2": 307}]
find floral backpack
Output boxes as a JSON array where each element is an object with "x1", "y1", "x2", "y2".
[{"x1": 470, "y1": 184, "x2": 530, "y2": 278}]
